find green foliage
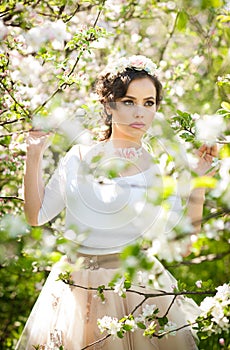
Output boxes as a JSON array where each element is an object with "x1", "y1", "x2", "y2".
[
  {"x1": 120, "y1": 243, "x2": 154, "y2": 279},
  {"x1": 176, "y1": 10, "x2": 188, "y2": 31},
  {"x1": 96, "y1": 285, "x2": 106, "y2": 302}
]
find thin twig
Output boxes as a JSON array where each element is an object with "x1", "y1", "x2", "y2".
[
  {"x1": 33, "y1": 1, "x2": 105, "y2": 116},
  {"x1": 189, "y1": 15, "x2": 208, "y2": 39},
  {"x1": 216, "y1": 140, "x2": 230, "y2": 144},
  {"x1": 130, "y1": 295, "x2": 148, "y2": 315},
  {"x1": 189, "y1": 208, "x2": 229, "y2": 228},
  {"x1": 0, "y1": 130, "x2": 26, "y2": 137},
  {"x1": 64, "y1": 4, "x2": 80, "y2": 23},
  {"x1": 152, "y1": 321, "x2": 197, "y2": 338},
  {"x1": 64, "y1": 279, "x2": 215, "y2": 298},
  {"x1": 81, "y1": 334, "x2": 110, "y2": 350},
  {"x1": 0, "y1": 196, "x2": 24, "y2": 201},
  {"x1": 0, "y1": 117, "x2": 26, "y2": 126},
  {"x1": 167, "y1": 250, "x2": 230, "y2": 268},
  {"x1": 159, "y1": 11, "x2": 179, "y2": 61},
  {"x1": 0, "y1": 81, "x2": 30, "y2": 118},
  {"x1": 201, "y1": 208, "x2": 230, "y2": 223},
  {"x1": 163, "y1": 295, "x2": 177, "y2": 318}
]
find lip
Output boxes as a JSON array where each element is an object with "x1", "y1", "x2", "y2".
[{"x1": 129, "y1": 122, "x2": 146, "y2": 129}]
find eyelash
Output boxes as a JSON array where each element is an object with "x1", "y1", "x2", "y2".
[{"x1": 122, "y1": 100, "x2": 155, "y2": 106}]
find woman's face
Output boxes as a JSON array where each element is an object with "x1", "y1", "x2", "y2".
[{"x1": 109, "y1": 77, "x2": 157, "y2": 145}]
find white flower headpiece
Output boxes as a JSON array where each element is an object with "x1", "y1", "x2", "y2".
[{"x1": 103, "y1": 55, "x2": 159, "y2": 78}]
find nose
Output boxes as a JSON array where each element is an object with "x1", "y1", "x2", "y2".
[{"x1": 133, "y1": 104, "x2": 144, "y2": 118}]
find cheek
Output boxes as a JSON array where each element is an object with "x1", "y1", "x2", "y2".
[
  {"x1": 146, "y1": 109, "x2": 156, "y2": 119},
  {"x1": 145, "y1": 112, "x2": 155, "y2": 128},
  {"x1": 113, "y1": 107, "x2": 132, "y2": 122}
]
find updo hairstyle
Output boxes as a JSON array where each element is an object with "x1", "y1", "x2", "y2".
[{"x1": 95, "y1": 68, "x2": 163, "y2": 139}]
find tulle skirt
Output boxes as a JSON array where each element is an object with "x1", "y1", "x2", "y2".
[{"x1": 16, "y1": 254, "x2": 200, "y2": 350}]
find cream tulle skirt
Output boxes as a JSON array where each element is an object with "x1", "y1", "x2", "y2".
[{"x1": 16, "y1": 254, "x2": 200, "y2": 350}]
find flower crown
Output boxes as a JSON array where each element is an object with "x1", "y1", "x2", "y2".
[{"x1": 103, "y1": 55, "x2": 159, "y2": 78}]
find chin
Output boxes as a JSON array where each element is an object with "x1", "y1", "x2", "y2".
[{"x1": 130, "y1": 128, "x2": 145, "y2": 136}]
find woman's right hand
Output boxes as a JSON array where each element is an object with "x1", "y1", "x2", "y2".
[{"x1": 26, "y1": 130, "x2": 51, "y2": 156}]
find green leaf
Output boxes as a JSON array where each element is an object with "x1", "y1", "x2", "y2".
[
  {"x1": 176, "y1": 11, "x2": 188, "y2": 31},
  {"x1": 91, "y1": 154, "x2": 103, "y2": 163},
  {"x1": 124, "y1": 279, "x2": 131, "y2": 289},
  {"x1": 192, "y1": 177, "x2": 217, "y2": 189},
  {"x1": 31, "y1": 227, "x2": 42, "y2": 240},
  {"x1": 117, "y1": 330, "x2": 124, "y2": 338},
  {"x1": 158, "y1": 316, "x2": 168, "y2": 326},
  {"x1": 201, "y1": 0, "x2": 223, "y2": 9},
  {"x1": 137, "y1": 322, "x2": 146, "y2": 329},
  {"x1": 162, "y1": 176, "x2": 176, "y2": 198},
  {"x1": 121, "y1": 244, "x2": 141, "y2": 259},
  {"x1": 221, "y1": 101, "x2": 230, "y2": 111},
  {"x1": 123, "y1": 324, "x2": 132, "y2": 331},
  {"x1": 217, "y1": 14, "x2": 230, "y2": 23}
]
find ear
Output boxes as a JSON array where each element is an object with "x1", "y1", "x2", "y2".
[{"x1": 104, "y1": 103, "x2": 112, "y2": 116}]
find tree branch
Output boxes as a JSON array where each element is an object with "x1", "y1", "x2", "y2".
[
  {"x1": 81, "y1": 334, "x2": 110, "y2": 350},
  {"x1": 159, "y1": 11, "x2": 179, "y2": 61},
  {"x1": 77, "y1": 287, "x2": 199, "y2": 349},
  {"x1": 0, "y1": 130, "x2": 27, "y2": 138},
  {"x1": 162, "y1": 295, "x2": 177, "y2": 318},
  {"x1": 167, "y1": 250, "x2": 230, "y2": 268},
  {"x1": 130, "y1": 295, "x2": 148, "y2": 315},
  {"x1": 0, "y1": 196, "x2": 24, "y2": 201},
  {"x1": 33, "y1": 1, "x2": 106, "y2": 116},
  {"x1": 63, "y1": 278, "x2": 215, "y2": 298},
  {"x1": 0, "y1": 81, "x2": 30, "y2": 118},
  {"x1": 0, "y1": 117, "x2": 26, "y2": 126},
  {"x1": 151, "y1": 321, "x2": 196, "y2": 338}
]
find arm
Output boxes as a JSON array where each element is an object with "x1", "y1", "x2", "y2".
[
  {"x1": 187, "y1": 144, "x2": 218, "y2": 234},
  {"x1": 187, "y1": 187, "x2": 205, "y2": 234},
  {"x1": 24, "y1": 131, "x2": 50, "y2": 226}
]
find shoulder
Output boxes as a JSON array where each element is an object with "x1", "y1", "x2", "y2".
[
  {"x1": 60, "y1": 143, "x2": 97, "y2": 168},
  {"x1": 62, "y1": 144, "x2": 90, "y2": 161}
]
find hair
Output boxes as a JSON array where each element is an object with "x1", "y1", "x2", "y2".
[{"x1": 95, "y1": 68, "x2": 163, "y2": 140}]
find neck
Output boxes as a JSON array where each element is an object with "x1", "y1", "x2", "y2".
[{"x1": 109, "y1": 137, "x2": 142, "y2": 149}]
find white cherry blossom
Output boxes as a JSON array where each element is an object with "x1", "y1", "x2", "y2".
[
  {"x1": 215, "y1": 283, "x2": 230, "y2": 305},
  {"x1": 195, "y1": 114, "x2": 226, "y2": 146},
  {"x1": 97, "y1": 316, "x2": 122, "y2": 336},
  {"x1": 159, "y1": 321, "x2": 177, "y2": 337},
  {"x1": 124, "y1": 319, "x2": 137, "y2": 332},
  {"x1": 113, "y1": 277, "x2": 126, "y2": 296},
  {"x1": 142, "y1": 304, "x2": 157, "y2": 318}
]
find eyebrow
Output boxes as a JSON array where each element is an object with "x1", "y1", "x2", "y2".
[{"x1": 123, "y1": 95, "x2": 156, "y2": 101}]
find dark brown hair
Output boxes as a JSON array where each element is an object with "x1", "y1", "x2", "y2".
[{"x1": 96, "y1": 68, "x2": 163, "y2": 139}]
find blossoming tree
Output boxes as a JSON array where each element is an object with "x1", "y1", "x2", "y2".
[{"x1": 0, "y1": 0, "x2": 229, "y2": 349}]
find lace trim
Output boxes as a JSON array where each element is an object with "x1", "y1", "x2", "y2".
[
  {"x1": 36, "y1": 329, "x2": 64, "y2": 350},
  {"x1": 116, "y1": 147, "x2": 143, "y2": 161}
]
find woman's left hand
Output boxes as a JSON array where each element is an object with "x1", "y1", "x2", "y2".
[{"x1": 194, "y1": 144, "x2": 218, "y2": 176}]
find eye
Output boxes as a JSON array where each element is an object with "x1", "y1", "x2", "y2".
[
  {"x1": 145, "y1": 100, "x2": 155, "y2": 107},
  {"x1": 122, "y1": 99, "x2": 134, "y2": 106}
]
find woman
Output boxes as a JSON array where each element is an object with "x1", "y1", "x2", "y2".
[{"x1": 17, "y1": 55, "x2": 217, "y2": 350}]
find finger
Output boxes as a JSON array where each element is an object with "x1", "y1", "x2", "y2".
[
  {"x1": 196, "y1": 145, "x2": 206, "y2": 158},
  {"x1": 198, "y1": 144, "x2": 217, "y2": 158},
  {"x1": 198, "y1": 144, "x2": 207, "y2": 153},
  {"x1": 210, "y1": 144, "x2": 218, "y2": 157},
  {"x1": 205, "y1": 153, "x2": 214, "y2": 162}
]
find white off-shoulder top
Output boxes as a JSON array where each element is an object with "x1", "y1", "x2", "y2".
[{"x1": 38, "y1": 145, "x2": 181, "y2": 255}]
